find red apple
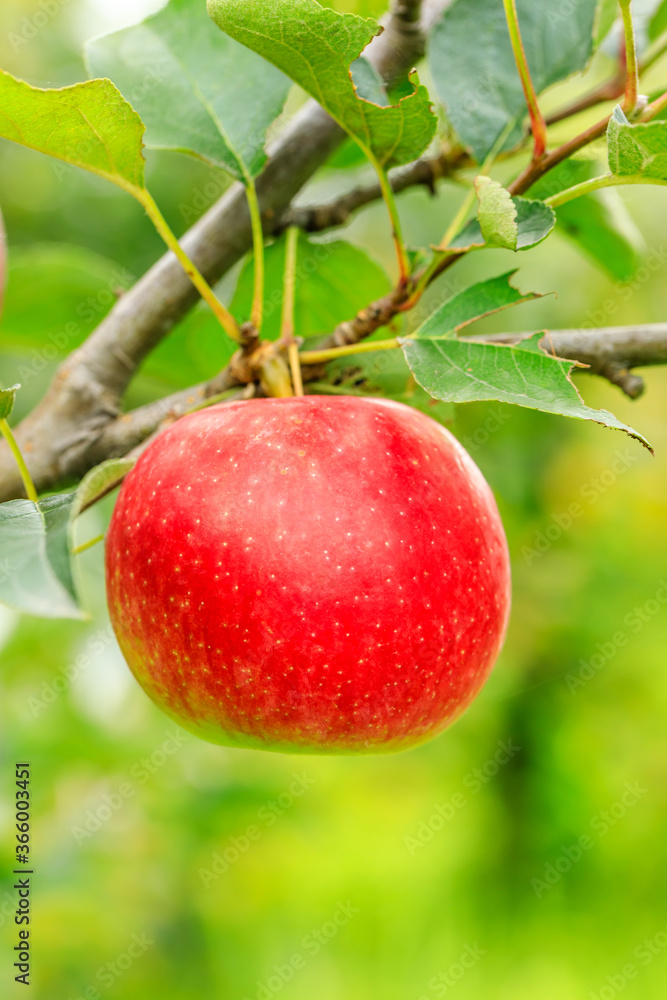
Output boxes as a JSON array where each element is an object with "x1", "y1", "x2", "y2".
[{"x1": 106, "y1": 396, "x2": 510, "y2": 754}]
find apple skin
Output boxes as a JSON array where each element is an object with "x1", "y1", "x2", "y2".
[{"x1": 106, "y1": 396, "x2": 510, "y2": 754}]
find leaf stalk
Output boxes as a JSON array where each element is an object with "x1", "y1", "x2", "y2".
[
  {"x1": 502, "y1": 0, "x2": 548, "y2": 159},
  {"x1": 0, "y1": 418, "x2": 38, "y2": 502},
  {"x1": 139, "y1": 190, "x2": 242, "y2": 343},
  {"x1": 619, "y1": 0, "x2": 640, "y2": 113},
  {"x1": 300, "y1": 338, "x2": 400, "y2": 365},
  {"x1": 545, "y1": 172, "x2": 667, "y2": 208},
  {"x1": 370, "y1": 155, "x2": 411, "y2": 283}
]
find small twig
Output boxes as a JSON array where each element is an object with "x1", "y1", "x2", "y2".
[
  {"x1": 544, "y1": 73, "x2": 626, "y2": 125},
  {"x1": 512, "y1": 77, "x2": 667, "y2": 197},
  {"x1": 508, "y1": 113, "x2": 611, "y2": 195},
  {"x1": 277, "y1": 148, "x2": 469, "y2": 233},
  {"x1": 643, "y1": 87, "x2": 667, "y2": 119}
]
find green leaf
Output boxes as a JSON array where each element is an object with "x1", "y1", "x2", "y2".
[
  {"x1": 596, "y1": 0, "x2": 618, "y2": 43},
  {"x1": 41, "y1": 495, "x2": 78, "y2": 603},
  {"x1": 649, "y1": 0, "x2": 667, "y2": 40},
  {"x1": 0, "y1": 68, "x2": 145, "y2": 196},
  {"x1": 555, "y1": 193, "x2": 643, "y2": 281},
  {"x1": 530, "y1": 160, "x2": 642, "y2": 281},
  {"x1": 0, "y1": 244, "x2": 135, "y2": 357},
  {"x1": 350, "y1": 58, "x2": 390, "y2": 107},
  {"x1": 86, "y1": 0, "x2": 290, "y2": 182},
  {"x1": 69, "y1": 458, "x2": 136, "y2": 528},
  {"x1": 325, "y1": 139, "x2": 371, "y2": 170},
  {"x1": 0, "y1": 384, "x2": 19, "y2": 420},
  {"x1": 608, "y1": 105, "x2": 667, "y2": 179},
  {"x1": 429, "y1": 0, "x2": 600, "y2": 163},
  {"x1": 475, "y1": 177, "x2": 518, "y2": 250},
  {"x1": 413, "y1": 271, "x2": 542, "y2": 340},
  {"x1": 400, "y1": 332, "x2": 652, "y2": 451},
  {"x1": 231, "y1": 233, "x2": 391, "y2": 341},
  {"x1": 0, "y1": 242, "x2": 235, "y2": 393},
  {"x1": 449, "y1": 194, "x2": 556, "y2": 251},
  {"x1": 207, "y1": 0, "x2": 437, "y2": 169},
  {"x1": 0, "y1": 495, "x2": 85, "y2": 619}
]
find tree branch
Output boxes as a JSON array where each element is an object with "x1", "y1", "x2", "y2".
[
  {"x1": 80, "y1": 322, "x2": 667, "y2": 472},
  {"x1": 508, "y1": 113, "x2": 611, "y2": 196},
  {"x1": 0, "y1": 0, "x2": 451, "y2": 502},
  {"x1": 378, "y1": 0, "x2": 432, "y2": 86},
  {"x1": 69, "y1": 320, "x2": 667, "y2": 513},
  {"x1": 277, "y1": 147, "x2": 470, "y2": 233}
]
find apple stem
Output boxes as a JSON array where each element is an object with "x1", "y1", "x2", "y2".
[
  {"x1": 245, "y1": 177, "x2": 266, "y2": 333},
  {"x1": 280, "y1": 226, "x2": 304, "y2": 396}
]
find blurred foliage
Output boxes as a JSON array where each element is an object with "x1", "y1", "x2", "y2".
[{"x1": 1, "y1": 2, "x2": 667, "y2": 999}]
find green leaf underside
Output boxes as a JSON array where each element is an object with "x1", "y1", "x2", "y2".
[
  {"x1": 530, "y1": 160, "x2": 642, "y2": 281},
  {"x1": 476, "y1": 177, "x2": 518, "y2": 249},
  {"x1": 650, "y1": 0, "x2": 667, "y2": 41},
  {"x1": 206, "y1": 0, "x2": 437, "y2": 169},
  {"x1": 429, "y1": 0, "x2": 599, "y2": 163},
  {"x1": 608, "y1": 105, "x2": 667, "y2": 179},
  {"x1": 86, "y1": 0, "x2": 290, "y2": 181},
  {"x1": 400, "y1": 332, "x2": 652, "y2": 451},
  {"x1": 0, "y1": 384, "x2": 19, "y2": 420},
  {"x1": 450, "y1": 196, "x2": 556, "y2": 250},
  {"x1": 0, "y1": 69, "x2": 145, "y2": 195},
  {"x1": 350, "y1": 58, "x2": 390, "y2": 107},
  {"x1": 41, "y1": 495, "x2": 78, "y2": 601},
  {"x1": 0, "y1": 495, "x2": 84, "y2": 619},
  {"x1": 232, "y1": 234, "x2": 391, "y2": 341},
  {"x1": 70, "y1": 458, "x2": 136, "y2": 527},
  {"x1": 413, "y1": 271, "x2": 542, "y2": 340},
  {"x1": 596, "y1": 0, "x2": 618, "y2": 44}
]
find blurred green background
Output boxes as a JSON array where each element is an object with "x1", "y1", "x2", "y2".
[{"x1": 1, "y1": 1, "x2": 666, "y2": 998}]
